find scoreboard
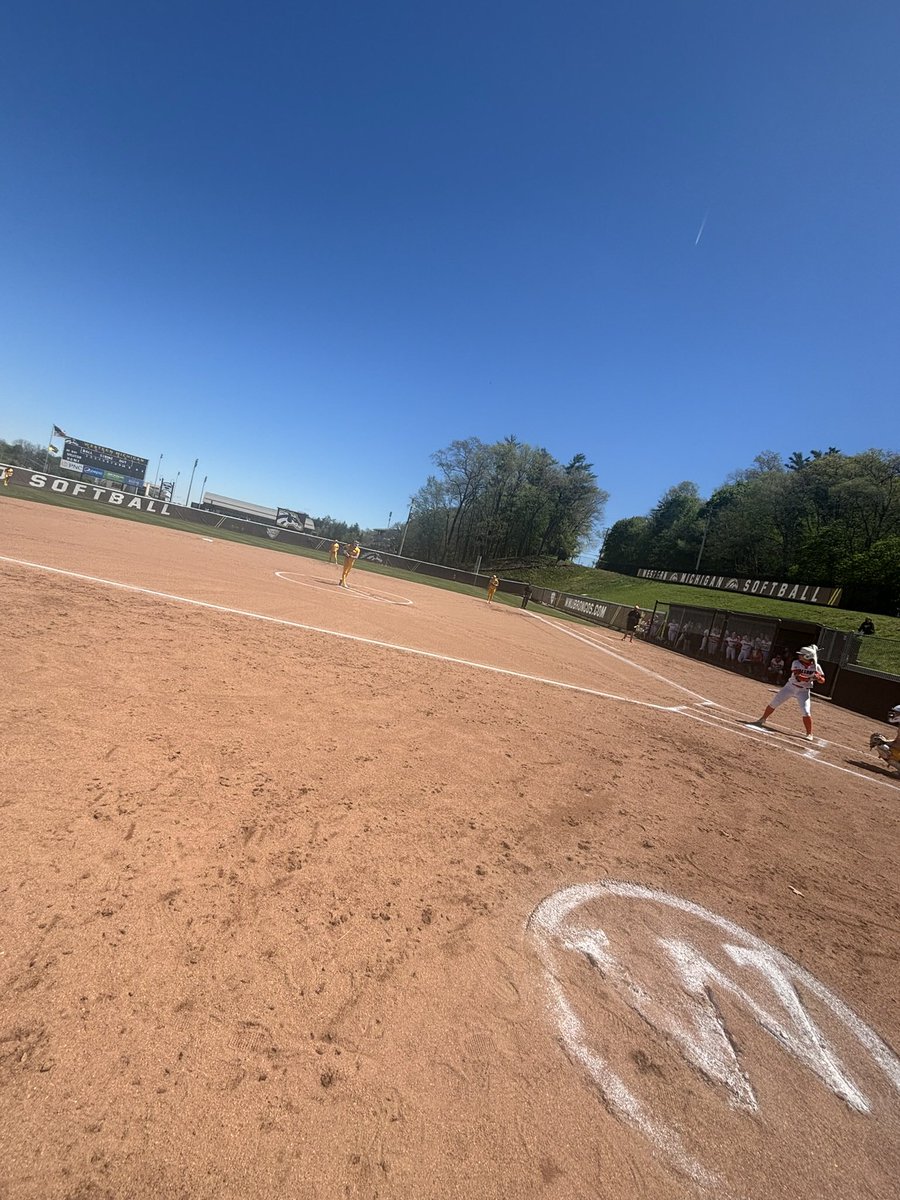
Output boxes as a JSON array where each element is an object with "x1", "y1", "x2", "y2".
[{"x1": 61, "y1": 438, "x2": 148, "y2": 489}]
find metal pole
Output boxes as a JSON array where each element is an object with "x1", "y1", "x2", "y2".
[
  {"x1": 199, "y1": 475, "x2": 207, "y2": 504},
  {"x1": 154, "y1": 454, "x2": 163, "y2": 485},
  {"x1": 694, "y1": 511, "x2": 711, "y2": 572},
  {"x1": 185, "y1": 458, "x2": 198, "y2": 508},
  {"x1": 173, "y1": 471, "x2": 180, "y2": 504},
  {"x1": 398, "y1": 503, "x2": 413, "y2": 555}
]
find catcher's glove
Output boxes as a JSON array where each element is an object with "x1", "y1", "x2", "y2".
[{"x1": 870, "y1": 732, "x2": 889, "y2": 749}]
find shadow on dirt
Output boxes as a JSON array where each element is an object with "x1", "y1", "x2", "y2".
[{"x1": 845, "y1": 759, "x2": 900, "y2": 783}]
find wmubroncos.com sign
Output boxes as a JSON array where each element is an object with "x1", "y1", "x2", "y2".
[{"x1": 637, "y1": 568, "x2": 842, "y2": 607}]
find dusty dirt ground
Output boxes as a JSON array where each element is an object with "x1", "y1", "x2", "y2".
[{"x1": 2, "y1": 499, "x2": 899, "y2": 1200}]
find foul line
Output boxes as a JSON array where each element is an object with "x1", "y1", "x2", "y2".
[
  {"x1": 527, "y1": 610, "x2": 899, "y2": 792},
  {"x1": 527, "y1": 611, "x2": 717, "y2": 705}
]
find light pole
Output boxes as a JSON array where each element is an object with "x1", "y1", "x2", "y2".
[
  {"x1": 173, "y1": 471, "x2": 180, "y2": 504},
  {"x1": 398, "y1": 501, "x2": 414, "y2": 556},
  {"x1": 199, "y1": 475, "x2": 207, "y2": 505},
  {"x1": 154, "y1": 454, "x2": 163, "y2": 486},
  {"x1": 694, "y1": 511, "x2": 711, "y2": 572},
  {"x1": 185, "y1": 458, "x2": 199, "y2": 508}
]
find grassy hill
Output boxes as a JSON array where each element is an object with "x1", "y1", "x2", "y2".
[{"x1": 501, "y1": 561, "x2": 900, "y2": 673}]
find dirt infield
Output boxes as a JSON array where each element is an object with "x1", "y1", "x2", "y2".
[{"x1": 2, "y1": 499, "x2": 899, "y2": 1200}]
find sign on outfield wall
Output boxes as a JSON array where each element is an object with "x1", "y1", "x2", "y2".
[
  {"x1": 637, "y1": 568, "x2": 842, "y2": 607},
  {"x1": 23, "y1": 472, "x2": 171, "y2": 514}
]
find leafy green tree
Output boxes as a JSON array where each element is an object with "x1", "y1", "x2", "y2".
[
  {"x1": 644, "y1": 482, "x2": 704, "y2": 570},
  {"x1": 0, "y1": 437, "x2": 45, "y2": 469},
  {"x1": 407, "y1": 436, "x2": 607, "y2": 566},
  {"x1": 603, "y1": 516, "x2": 650, "y2": 573},
  {"x1": 312, "y1": 515, "x2": 361, "y2": 541}
]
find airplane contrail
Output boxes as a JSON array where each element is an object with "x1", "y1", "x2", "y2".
[{"x1": 695, "y1": 209, "x2": 709, "y2": 246}]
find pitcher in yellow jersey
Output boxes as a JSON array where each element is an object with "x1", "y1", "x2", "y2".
[{"x1": 339, "y1": 540, "x2": 361, "y2": 587}]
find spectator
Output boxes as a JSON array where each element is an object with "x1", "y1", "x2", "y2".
[{"x1": 858, "y1": 617, "x2": 876, "y2": 636}]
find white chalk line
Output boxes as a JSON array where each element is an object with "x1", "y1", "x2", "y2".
[
  {"x1": 0, "y1": 555, "x2": 673, "y2": 711},
  {"x1": 527, "y1": 611, "x2": 899, "y2": 790},
  {"x1": 5, "y1": 554, "x2": 895, "y2": 792},
  {"x1": 527, "y1": 881, "x2": 900, "y2": 1195},
  {"x1": 274, "y1": 569, "x2": 414, "y2": 606},
  {"x1": 527, "y1": 611, "x2": 717, "y2": 705}
]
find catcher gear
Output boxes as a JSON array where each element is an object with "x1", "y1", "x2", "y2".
[{"x1": 870, "y1": 729, "x2": 900, "y2": 772}]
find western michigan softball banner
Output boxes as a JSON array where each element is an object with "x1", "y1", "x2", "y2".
[{"x1": 637, "y1": 569, "x2": 842, "y2": 607}]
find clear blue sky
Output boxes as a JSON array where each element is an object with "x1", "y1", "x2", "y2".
[{"x1": 2, "y1": 2, "x2": 897, "y2": 552}]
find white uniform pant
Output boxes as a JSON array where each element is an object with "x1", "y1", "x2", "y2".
[{"x1": 768, "y1": 681, "x2": 812, "y2": 717}]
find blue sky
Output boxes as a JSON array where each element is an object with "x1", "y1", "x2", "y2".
[{"x1": 2, "y1": 2, "x2": 898, "y2": 552}]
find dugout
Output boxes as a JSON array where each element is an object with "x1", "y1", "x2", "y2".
[{"x1": 647, "y1": 600, "x2": 838, "y2": 695}]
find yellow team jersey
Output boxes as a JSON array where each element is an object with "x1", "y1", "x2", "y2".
[{"x1": 345, "y1": 545, "x2": 360, "y2": 562}]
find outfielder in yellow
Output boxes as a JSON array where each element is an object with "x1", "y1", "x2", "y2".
[
  {"x1": 486, "y1": 574, "x2": 499, "y2": 603},
  {"x1": 329, "y1": 540, "x2": 340, "y2": 563},
  {"x1": 339, "y1": 540, "x2": 361, "y2": 587},
  {"x1": 1, "y1": 467, "x2": 12, "y2": 487}
]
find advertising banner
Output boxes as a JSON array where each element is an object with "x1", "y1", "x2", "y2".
[
  {"x1": 275, "y1": 508, "x2": 308, "y2": 532},
  {"x1": 637, "y1": 568, "x2": 842, "y2": 607}
]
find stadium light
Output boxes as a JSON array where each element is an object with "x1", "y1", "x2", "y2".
[
  {"x1": 154, "y1": 454, "x2": 163, "y2": 485},
  {"x1": 185, "y1": 458, "x2": 199, "y2": 508},
  {"x1": 398, "y1": 500, "x2": 414, "y2": 555}
]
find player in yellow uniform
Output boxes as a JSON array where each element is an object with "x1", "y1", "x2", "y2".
[
  {"x1": 339, "y1": 540, "x2": 361, "y2": 587},
  {"x1": 1, "y1": 467, "x2": 12, "y2": 487},
  {"x1": 329, "y1": 540, "x2": 340, "y2": 563},
  {"x1": 486, "y1": 574, "x2": 499, "y2": 603},
  {"x1": 870, "y1": 705, "x2": 900, "y2": 775}
]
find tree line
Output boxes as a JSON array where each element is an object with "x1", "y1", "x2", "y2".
[
  {"x1": 399, "y1": 436, "x2": 608, "y2": 567},
  {"x1": 602, "y1": 448, "x2": 900, "y2": 613}
]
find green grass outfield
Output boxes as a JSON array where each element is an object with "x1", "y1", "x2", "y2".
[{"x1": 7, "y1": 483, "x2": 899, "y2": 674}]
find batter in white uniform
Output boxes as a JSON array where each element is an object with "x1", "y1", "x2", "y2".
[{"x1": 747, "y1": 645, "x2": 825, "y2": 741}]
